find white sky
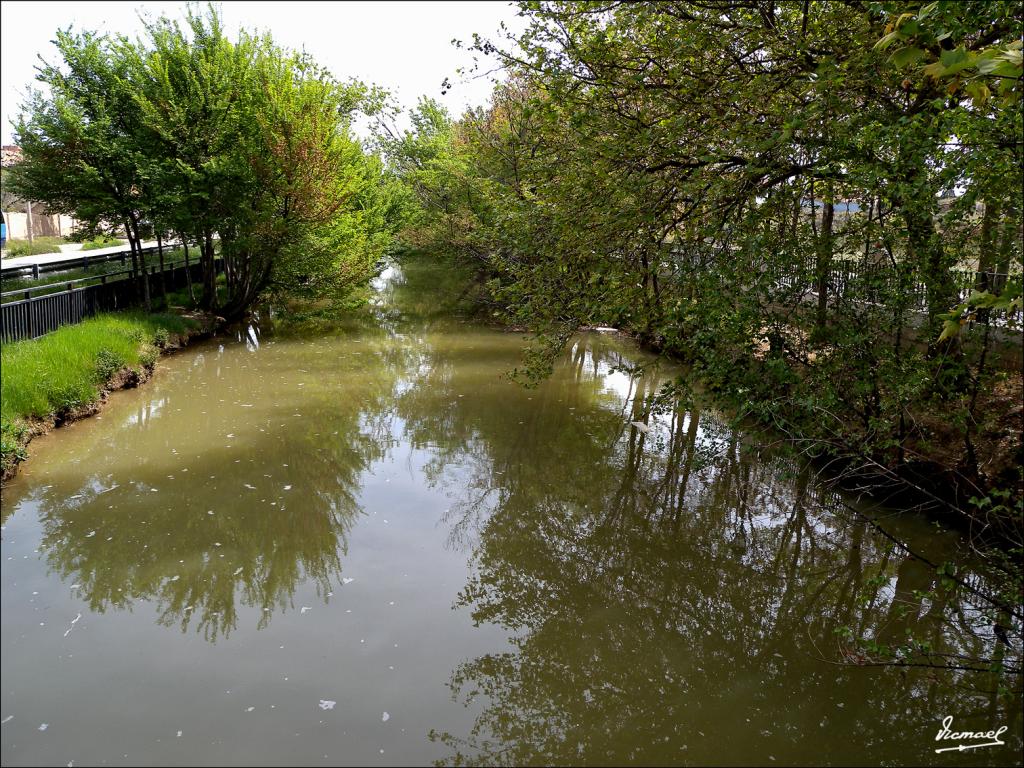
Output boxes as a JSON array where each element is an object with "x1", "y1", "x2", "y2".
[{"x1": 0, "y1": 1, "x2": 524, "y2": 144}]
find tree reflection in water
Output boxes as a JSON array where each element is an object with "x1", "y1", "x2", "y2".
[
  {"x1": 2, "y1": 257, "x2": 1019, "y2": 764},
  {"x1": 388, "y1": 327, "x2": 1022, "y2": 766},
  {"x1": 8, "y1": 317, "x2": 408, "y2": 642}
]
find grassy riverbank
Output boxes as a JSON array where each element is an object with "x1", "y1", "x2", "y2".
[{"x1": 1, "y1": 310, "x2": 209, "y2": 481}]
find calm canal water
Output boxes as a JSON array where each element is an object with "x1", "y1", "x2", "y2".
[{"x1": 1, "y1": 258, "x2": 1021, "y2": 766}]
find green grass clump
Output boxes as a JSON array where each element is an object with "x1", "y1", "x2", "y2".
[
  {"x1": 4, "y1": 236, "x2": 67, "y2": 257},
  {"x1": 80, "y1": 236, "x2": 125, "y2": 251},
  {"x1": 1, "y1": 311, "x2": 196, "y2": 475},
  {"x1": 0, "y1": 421, "x2": 28, "y2": 467}
]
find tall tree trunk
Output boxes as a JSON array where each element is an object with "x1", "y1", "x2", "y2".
[
  {"x1": 124, "y1": 217, "x2": 142, "y2": 305},
  {"x1": 897, "y1": 138, "x2": 956, "y2": 356},
  {"x1": 975, "y1": 199, "x2": 1001, "y2": 326},
  {"x1": 994, "y1": 204, "x2": 1017, "y2": 294},
  {"x1": 977, "y1": 200, "x2": 998, "y2": 291},
  {"x1": 903, "y1": 202, "x2": 956, "y2": 356},
  {"x1": 130, "y1": 216, "x2": 151, "y2": 312},
  {"x1": 815, "y1": 190, "x2": 835, "y2": 334},
  {"x1": 639, "y1": 248, "x2": 663, "y2": 347},
  {"x1": 200, "y1": 228, "x2": 216, "y2": 310},
  {"x1": 180, "y1": 231, "x2": 196, "y2": 304},
  {"x1": 157, "y1": 230, "x2": 167, "y2": 306}
]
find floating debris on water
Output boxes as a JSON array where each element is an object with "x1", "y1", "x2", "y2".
[
  {"x1": 63, "y1": 613, "x2": 82, "y2": 638},
  {"x1": 319, "y1": 700, "x2": 336, "y2": 711}
]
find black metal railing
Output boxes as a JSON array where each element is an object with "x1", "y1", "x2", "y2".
[
  {"x1": 0, "y1": 244, "x2": 173, "y2": 281},
  {"x1": 1, "y1": 256, "x2": 215, "y2": 343}
]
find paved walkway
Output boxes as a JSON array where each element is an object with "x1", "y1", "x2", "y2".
[{"x1": 0, "y1": 240, "x2": 171, "y2": 270}]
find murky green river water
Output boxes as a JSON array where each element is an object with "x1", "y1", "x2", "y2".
[{"x1": 1, "y1": 258, "x2": 1021, "y2": 766}]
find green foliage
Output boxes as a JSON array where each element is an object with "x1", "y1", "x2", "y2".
[
  {"x1": 0, "y1": 420, "x2": 29, "y2": 477},
  {"x1": 939, "y1": 276, "x2": 1024, "y2": 340},
  {"x1": 9, "y1": 4, "x2": 405, "y2": 318},
  {"x1": 152, "y1": 327, "x2": 170, "y2": 348},
  {"x1": 389, "y1": 0, "x2": 1022, "y2": 509},
  {"x1": 93, "y1": 348, "x2": 126, "y2": 380},
  {"x1": 80, "y1": 235, "x2": 125, "y2": 250},
  {"x1": 875, "y1": 1, "x2": 1023, "y2": 108},
  {"x1": 4, "y1": 236, "x2": 67, "y2": 257}
]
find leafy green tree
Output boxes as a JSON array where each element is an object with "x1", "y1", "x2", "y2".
[
  {"x1": 395, "y1": 0, "x2": 1022, "y2": 513},
  {"x1": 12, "y1": 4, "x2": 407, "y2": 318},
  {"x1": 11, "y1": 28, "x2": 158, "y2": 307}
]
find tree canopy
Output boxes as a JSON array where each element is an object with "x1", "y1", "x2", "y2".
[
  {"x1": 386, "y1": 1, "x2": 1022, "y2": 509},
  {"x1": 10, "y1": 4, "x2": 408, "y2": 317}
]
